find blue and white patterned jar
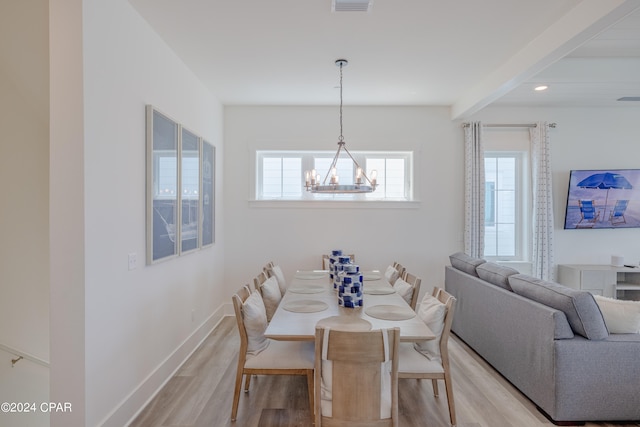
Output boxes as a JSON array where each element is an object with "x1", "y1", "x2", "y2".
[
  {"x1": 338, "y1": 266, "x2": 364, "y2": 308},
  {"x1": 328, "y1": 250, "x2": 343, "y2": 282},
  {"x1": 333, "y1": 256, "x2": 353, "y2": 289}
]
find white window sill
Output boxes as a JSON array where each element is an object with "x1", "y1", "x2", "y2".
[{"x1": 249, "y1": 200, "x2": 421, "y2": 209}]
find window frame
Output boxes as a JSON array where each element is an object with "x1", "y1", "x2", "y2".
[
  {"x1": 254, "y1": 149, "x2": 414, "y2": 202},
  {"x1": 483, "y1": 150, "x2": 530, "y2": 262}
]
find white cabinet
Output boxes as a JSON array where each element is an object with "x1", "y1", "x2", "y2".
[{"x1": 557, "y1": 264, "x2": 640, "y2": 300}]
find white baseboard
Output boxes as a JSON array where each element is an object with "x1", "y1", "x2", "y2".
[{"x1": 97, "y1": 304, "x2": 230, "y2": 427}]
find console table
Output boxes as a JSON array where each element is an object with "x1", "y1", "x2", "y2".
[{"x1": 557, "y1": 264, "x2": 640, "y2": 300}]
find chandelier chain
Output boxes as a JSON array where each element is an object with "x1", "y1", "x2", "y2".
[
  {"x1": 339, "y1": 61, "x2": 344, "y2": 143},
  {"x1": 303, "y1": 58, "x2": 377, "y2": 193}
]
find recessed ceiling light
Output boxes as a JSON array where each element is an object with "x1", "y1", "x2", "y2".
[{"x1": 534, "y1": 85, "x2": 549, "y2": 91}]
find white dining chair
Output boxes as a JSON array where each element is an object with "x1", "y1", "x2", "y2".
[
  {"x1": 398, "y1": 287, "x2": 457, "y2": 426},
  {"x1": 314, "y1": 326, "x2": 400, "y2": 427},
  {"x1": 231, "y1": 286, "x2": 314, "y2": 421}
]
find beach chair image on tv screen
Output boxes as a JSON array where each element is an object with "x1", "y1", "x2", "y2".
[
  {"x1": 576, "y1": 200, "x2": 600, "y2": 228},
  {"x1": 609, "y1": 199, "x2": 629, "y2": 225}
]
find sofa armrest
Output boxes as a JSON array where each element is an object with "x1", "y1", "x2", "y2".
[{"x1": 553, "y1": 335, "x2": 640, "y2": 421}]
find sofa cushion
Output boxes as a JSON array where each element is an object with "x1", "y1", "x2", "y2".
[
  {"x1": 476, "y1": 262, "x2": 519, "y2": 291},
  {"x1": 449, "y1": 252, "x2": 485, "y2": 277},
  {"x1": 594, "y1": 295, "x2": 640, "y2": 334},
  {"x1": 508, "y1": 274, "x2": 609, "y2": 340}
]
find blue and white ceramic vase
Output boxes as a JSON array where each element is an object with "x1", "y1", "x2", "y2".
[{"x1": 338, "y1": 264, "x2": 364, "y2": 308}]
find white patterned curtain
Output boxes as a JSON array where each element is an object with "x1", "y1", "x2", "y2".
[
  {"x1": 464, "y1": 122, "x2": 485, "y2": 258},
  {"x1": 530, "y1": 122, "x2": 555, "y2": 280}
]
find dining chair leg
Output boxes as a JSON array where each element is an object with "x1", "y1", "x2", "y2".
[
  {"x1": 231, "y1": 365, "x2": 244, "y2": 420},
  {"x1": 244, "y1": 374, "x2": 252, "y2": 392},
  {"x1": 306, "y1": 370, "x2": 314, "y2": 417},
  {"x1": 443, "y1": 373, "x2": 457, "y2": 426},
  {"x1": 432, "y1": 379, "x2": 439, "y2": 397}
]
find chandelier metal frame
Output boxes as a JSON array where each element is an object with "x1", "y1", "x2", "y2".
[{"x1": 304, "y1": 59, "x2": 377, "y2": 193}]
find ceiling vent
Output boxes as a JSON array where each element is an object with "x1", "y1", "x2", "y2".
[
  {"x1": 617, "y1": 97, "x2": 640, "y2": 101},
  {"x1": 332, "y1": 0, "x2": 373, "y2": 12}
]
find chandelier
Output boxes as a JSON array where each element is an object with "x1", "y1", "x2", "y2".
[{"x1": 304, "y1": 59, "x2": 377, "y2": 193}]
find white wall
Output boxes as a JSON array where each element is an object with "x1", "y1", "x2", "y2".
[
  {"x1": 0, "y1": 0, "x2": 49, "y2": 364},
  {"x1": 0, "y1": 2, "x2": 50, "y2": 426},
  {"x1": 469, "y1": 106, "x2": 640, "y2": 269},
  {"x1": 223, "y1": 106, "x2": 463, "y2": 298},
  {"x1": 51, "y1": 1, "x2": 225, "y2": 426}
]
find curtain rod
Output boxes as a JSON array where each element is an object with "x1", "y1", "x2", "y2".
[{"x1": 462, "y1": 122, "x2": 557, "y2": 128}]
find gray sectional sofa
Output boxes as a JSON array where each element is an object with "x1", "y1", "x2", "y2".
[{"x1": 445, "y1": 252, "x2": 640, "y2": 425}]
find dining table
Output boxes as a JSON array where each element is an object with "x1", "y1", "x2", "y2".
[{"x1": 264, "y1": 269, "x2": 435, "y2": 342}]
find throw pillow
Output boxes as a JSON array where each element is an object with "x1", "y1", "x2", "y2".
[
  {"x1": 509, "y1": 274, "x2": 609, "y2": 340},
  {"x1": 242, "y1": 290, "x2": 269, "y2": 355},
  {"x1": 476, "y1": 262, "x2": 519, "y2": 291},
  {"x1": 260, "y1": 276, "x2": 282, "y2": 322},
  {"x1": 270, "y1": 265, "x2": 288, "y2": 295},
  {"x1": 449, "y1": 252, "x2": 485, "y2": 277},
  {"x1": 413, "y1": 294, "x2": 447, "y2": 360},
  {"x1": 384, "y1": 265, "x2": 400, "y2": 285},
  {"x1": 594, "y1": 295, "x2": 640, "y2": 334},
  {"x1": 393, "y1": 278, "x2": 414, "y2": 305}
]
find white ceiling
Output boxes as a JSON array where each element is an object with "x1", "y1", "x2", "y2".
[{"x1": 129, "y1": 0, "x2": 640, "y2": 119}]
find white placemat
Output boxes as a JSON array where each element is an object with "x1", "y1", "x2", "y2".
[
  {"x1": 282, "y1": 300, "x2": 329, "y2": 313},
  {"x1": 363, "y1": 273, "x2": 382, "y2": 281},
  {"x1": 295, "y1": 271, "x2": 328, "y2": 280},
  {"x1": 363, "y1": 287, "x2": 396, "y2": 295},
  {"x1": 288, "y1": 286, "x2": 324, "y2": 294},
  {"x1": 316, "y1": 316, "x2": 372, "y2": 331},
  {"x1": 365, "y1": 305, "x2": 416, "y2": 321}
]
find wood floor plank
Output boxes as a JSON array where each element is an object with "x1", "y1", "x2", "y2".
[
  {"x1": 257, "y1": 409, "x2": 312, "y2": 427},
  {"x1": 130, "y1": 316, "x2": 640, "y2": 427}
]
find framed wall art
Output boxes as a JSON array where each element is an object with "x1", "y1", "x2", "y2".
[{"x1": 146, "y1": 105, "x2": 215, "y2": 264}]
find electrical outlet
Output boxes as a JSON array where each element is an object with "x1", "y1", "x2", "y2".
[{"x1": 128, "y1": 253, "x2": 137, "y2": 270}]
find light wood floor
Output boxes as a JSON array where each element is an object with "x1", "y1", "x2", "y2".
[{"x1": 130, "y1": 317, "x2": 640, "y2": 427}]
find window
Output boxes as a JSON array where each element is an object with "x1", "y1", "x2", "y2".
[
  {"x1": 255, "y1": 150, "x2": 413, "y2": 201},
  {"x1": 484, "y1": 151, "x2": 528, "y2": 261}
]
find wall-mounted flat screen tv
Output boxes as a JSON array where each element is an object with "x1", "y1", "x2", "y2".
[{"x1": 564, "y1": 169, "x2": 640, "y2": 229}]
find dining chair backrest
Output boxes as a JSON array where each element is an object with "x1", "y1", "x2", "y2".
[
  {"x1": 400, "y1": 271, "x2": 422, "y2": 310},
  {"x1": 263, "y1": 261, "x2": 275, "y2": 271},
  {"x1": 432, "y1": 287, "x2": 456, "y2": 359},
  {"x1": 314, "y1": 326, "x2": 400, "y2": 427},
  {"x1": 392, "y1": 262, "x2": 406, "y2": 277},
  {"x1": 263, "y1": 263, "x2": 288, "y2": 296},
  {"x1": 253, "y1": 271, "x2": 268, "y2": 289},
  {"x1": 254, "y1": 271, "x2": 282, "y2": 321},
  {"x1": 231, "y1": 285, "x2": 254, "y2": 355}
]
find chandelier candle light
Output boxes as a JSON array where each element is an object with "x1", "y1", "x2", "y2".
[{"x1": 304, "y1": 59, "x2": 378, "y2": 194}]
